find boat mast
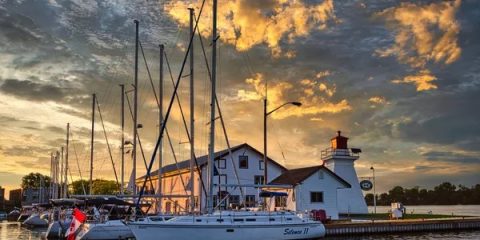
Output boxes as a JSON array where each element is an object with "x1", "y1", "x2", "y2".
[
  {"x1": 65, "y1": 123, "x2": 69, "y2": 198},
  {"x1": 120, "y1": 84, "x2": 125, "y2": 195},
  {"x1": 189, "y1": 7, "x2": 195, "y2": 213},
  {"x1": 133, "y1": 19, "x2": 139, "y2": 195},
  {"x1": 89, "y1": 93, "x2": 96, "y2": 195},
  {"x1": 207, "y1": 0, "x2": 218, "y2": 214},
  {"x1": 157, "y1": 44, "x2": 164, "y2": 213},
  {"x1": 60, "y1": 146, "x2": 64, "y2": 198}
]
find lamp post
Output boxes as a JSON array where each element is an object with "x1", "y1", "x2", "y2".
[
  {"x1": 370, "y1": 166, "x2": 376, "y2": 214},
  {"x1": 263, "y1": 100, "x2": 302, "y2": 184}
]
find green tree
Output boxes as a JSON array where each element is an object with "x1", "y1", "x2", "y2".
[
  {"x1": 70, "y1": 179, "x2": 119, "y2": 195},
  {"x1": 21, "y1": 172, "x2": 51, "y2": 189}
]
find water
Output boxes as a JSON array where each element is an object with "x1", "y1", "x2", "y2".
[{"x1": 1, "y1": 205, "x2": 479, "y2": 240}]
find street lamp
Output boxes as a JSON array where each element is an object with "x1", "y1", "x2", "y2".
[
  {"x1": 370, "y1": 166, "x2": 376, "y2": 214},
  {"x1": 264, "y1": 100, "x2": 302, "y2": 184}
]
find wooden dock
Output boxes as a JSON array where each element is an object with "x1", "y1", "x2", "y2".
[{"x1": 325, "y1": 217, "x2": 480, "y2": 236}]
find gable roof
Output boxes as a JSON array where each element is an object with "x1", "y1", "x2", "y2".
[
  {"x1": 137, "y1": 143, "x2": 287, "y2": 180},
  {"x1": 269, "y1": 165, "x2": 351, "y2": 188}
]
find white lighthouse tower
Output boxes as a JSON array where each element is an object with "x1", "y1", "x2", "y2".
[{"x1": 322, "y1": 131, "x2": 368, "y2": 214}]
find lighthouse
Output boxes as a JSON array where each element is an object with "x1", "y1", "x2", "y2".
[{"x1": 322, "y1": 131, "x2": 368, "y2": 214}]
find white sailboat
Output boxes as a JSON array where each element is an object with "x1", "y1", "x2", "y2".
[{"x1": 128, "y1": 0, "x2": 326, "y2": 239}]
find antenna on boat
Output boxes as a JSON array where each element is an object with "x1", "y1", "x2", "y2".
[
  {"x1": 207, "y1": 0, "x2": 218, "y2": 214},
  {"x1": 89, "y1": 93, "x2": 96, "y2": 195}
]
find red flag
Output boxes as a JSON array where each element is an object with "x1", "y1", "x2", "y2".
[{"x1": 65, "y1": 208, "x2": 87, "y2": 240}]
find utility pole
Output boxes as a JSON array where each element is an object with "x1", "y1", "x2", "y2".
[
  {"x1": 207, "y1": 0, "x2": 218, "y2": 214},
  {"x1": 133, "y1": 19, "x2": 139, "y2": 195},
  {"x1": 65, "y1": 123, "x2": 69, "y2": 198},
  {"x1": 90, "y1": 93, "x2": 96, "y2": 195},
  {"x1": 189, "y1": 7, "x2": 195, "y2": 213},
  {"x1": 157, "y1": 44, "x2": 164, "y2": 213},
  {"x1": 120, "y1": 84, "x2": 125, "y2": 195},
  {"x1": 263, "y1": 98, "x2": 267, "y2": 184}
]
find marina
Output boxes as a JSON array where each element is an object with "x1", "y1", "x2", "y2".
[{"x1": 1, "y1": 0, "x2": 479, "y2": 240}]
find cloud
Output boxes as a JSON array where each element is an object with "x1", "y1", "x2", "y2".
[
  {"x1": 368, "y1": 96, "x2": 387, "y2": 104},
  {"x1": 0, "y1": 78, "x2": 66, "y2": 102},
  {"x1": 165, "y1": 0, "x2": 338, "y2": 57},
  {"x1": 234, "y1": 73, "x2": 351, "y2": 119},
  {"x1": 392, "y1": 70, "x2": 437, "y2": 91},
  {"x1": 421, "y1": 150, "x2": 480, "y2": 164},
  {"x1": 376, "y1": 0, "x2": 462, "y2": 91}
]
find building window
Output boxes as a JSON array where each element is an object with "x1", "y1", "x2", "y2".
[
  {"x1": 245, "y1": 195, "x2": 255, "y2": 207},
  {"x1": 310, "y1": 192, "x2": 324, "y2": 203},
  {"x1": 229, "y1": 195, "x2": 240, "y2": 205},
  {"x1": 318, "y1": 171, "x2": 324, "y2": 179},
  {"x1": 275, "y1": 196, "x2": 287, "y2": 208},
  {"x1": 216, "y1": 158, "x2": 226, "y2": 169},
  {"x1": 219, "y1": 174, "x2": 227, "y2": 186},
  {"x1": 259, "y1": 160, "x2": 264, "y2": 170},
  {"x1": 239, "y1": 155, "x2": 248, "y2": 169},
  {"x1": 254, "y1": 175, "x2": 264, "y2": 185}
]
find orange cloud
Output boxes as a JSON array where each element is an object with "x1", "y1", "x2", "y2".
[
  {"x1": 235, "y1": 73, "x2": 351, "y2": 119},
  {"x1": 376, "y1": 0, "x2": 461, "y2": 91},
  {"x1": 165, "y1": 0, "x2": 337, "y2": 57},
  {"x1": 368, "y1": 96, "x2": 387, "y2": 104},
  {"x1": 392, "y1": 70, "x2": 438, "y2": 91}
]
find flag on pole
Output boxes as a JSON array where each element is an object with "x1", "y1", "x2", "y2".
[{"x1": 65, "y1": 208, "x2": 87, "y2": 240}]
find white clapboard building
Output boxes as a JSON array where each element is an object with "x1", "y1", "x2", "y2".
[{"x1": 136, "y1": 132, "x2": 367, "y2": 218}]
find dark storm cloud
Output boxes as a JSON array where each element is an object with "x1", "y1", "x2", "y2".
[
  {"x1": 0, "y1": 78, "x2": 66, "y2": 102},
  {"x1": 422, "y1": 151, "x2": 480, "y2": 164}
]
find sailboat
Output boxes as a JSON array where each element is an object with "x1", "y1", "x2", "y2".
[{"x1": 127, "y1": 1, "x2": 326, "y2": 239}]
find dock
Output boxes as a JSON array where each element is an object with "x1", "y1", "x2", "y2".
[{"x1": 325, "y1": 217, "x2": 480, "y2": 236}]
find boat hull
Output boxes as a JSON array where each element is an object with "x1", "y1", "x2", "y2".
[
  {"x1": 45, "y1": 219, "x2": 71, "y2": 239},
  {"x1": 76, "y1": 220, "x2": 134, "y2": 240},
  {"x1": 129, "y1": 222, "x2": 326, "y2": 240},
  {"x1": 23, "y1": 214, "x2": 48, "y2": 227}
]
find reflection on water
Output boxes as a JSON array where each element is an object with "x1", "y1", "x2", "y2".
[
  {"x1": 0, "y1": 221, "x2": 46, "y2": 240},
  {"x1": 324, "y1": 231, "x2": 480, "y2": 240}
]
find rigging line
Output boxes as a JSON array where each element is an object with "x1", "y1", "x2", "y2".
[
  {"x1": 127, "y1": 46, "x2": 189, "y2": 195},
  {"x1": 139, "y1": 40, "x2": 159, "y2": 106},
  {"x1": 194, "y1": 17, "x2": 245, "y2": 202},
  {"x1": 125, "y1": 92, "x2": 157, "y2": 192},
  {"x1": 95, "y1": 98, "x2": 120, "y2": 187},
  {"x1": 164, "y1": 51, "x2": 207, "y2": 197},
  {"x1": 70, "y1": 132, "x2": 87, "y2": 195},
  {"x1": 136, "y1": 0, "x2": 208, "y2": 208}
]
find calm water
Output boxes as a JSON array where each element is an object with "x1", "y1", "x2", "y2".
[{"x1": 1, "y1": 205, "x2": 479, "y2": 240}]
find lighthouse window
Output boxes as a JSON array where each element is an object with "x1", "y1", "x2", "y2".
[
  {"x1": 239, "y1": 155, "x2": 248, "y2": 169},
  {"x1": 310, "y1": 192, "x2": 324, "y2": 203}
]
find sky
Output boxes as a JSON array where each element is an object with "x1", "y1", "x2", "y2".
[{"x1": 0, "y1": 0, "x2": 479, "y2": 198}]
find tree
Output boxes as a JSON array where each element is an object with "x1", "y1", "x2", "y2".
[
  {"x1": 21, "y1": 172, "x2": 51, "y2": 189},
  {"x1": 70, "y1": 179, "x2": 119, "y2": 195}
]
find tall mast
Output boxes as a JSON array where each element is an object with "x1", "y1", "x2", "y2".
[
  {"x1": 189, "y1": 7, "x2": 195, "y2": 213},
  {"x1": 60, "y1": 146, "x2": 64, "y2": 198},
  {"x1": 65, "y1": 123, "x2": 69, "y2": 198},
  {"x1": 90, "y1": 93, "x2": 96, "y2": 195},
  {"x1": 157, "y1": 44, "x2": 164, "y2": 212},
  {"x1": 133, "y1": 19, "x2": 139, "y2": 195},
  {"x1": 120, "y1": 84, "x2": 125, "y2": 195},
  {"x1": 207, "y1": 0, "x2": 218, "y2": 214}
]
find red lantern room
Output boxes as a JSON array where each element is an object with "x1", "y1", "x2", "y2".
[{"x1": 331, "y1": 131, "x2": 348, "y2": 150}]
